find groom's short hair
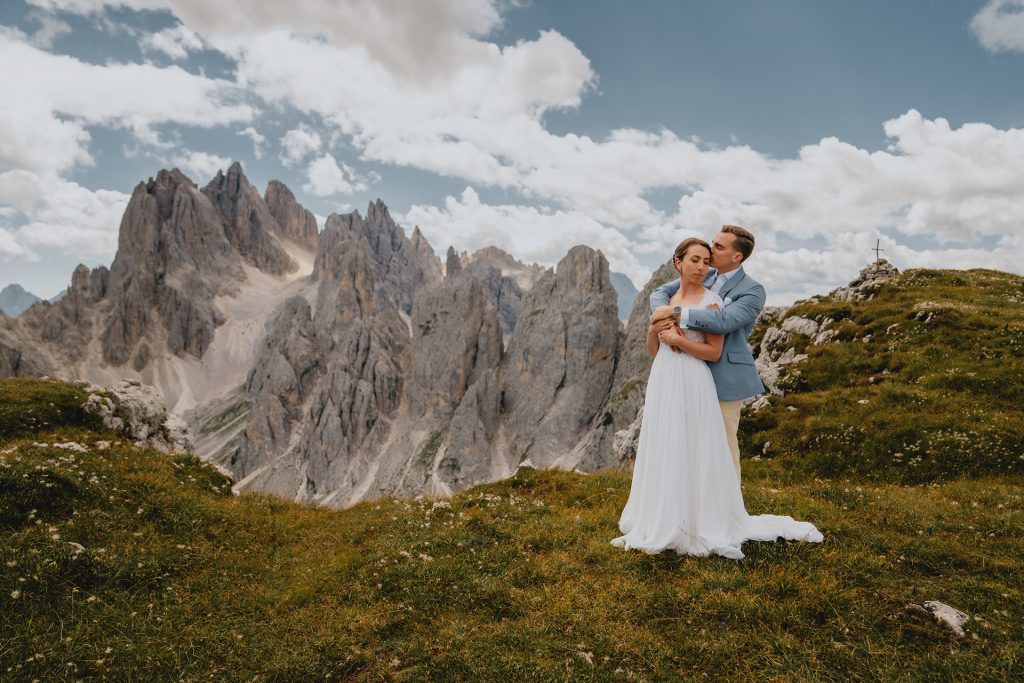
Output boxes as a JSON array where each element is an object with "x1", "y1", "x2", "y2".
[{"x1": 722, "y1": 224, "x2": 755, "y2": 261}]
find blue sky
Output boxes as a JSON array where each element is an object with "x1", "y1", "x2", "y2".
[{"x1": 1, "y1": 0, "x2": 1023, "y2": 304}]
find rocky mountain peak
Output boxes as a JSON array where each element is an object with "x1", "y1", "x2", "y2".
[
  {"x1": 410, "y1": 226, "x2": 443, "y2": 284},
  {"x1": 558, "y1": 245, "x2": 610, "y2": 290},
  {"x1": 830, "y1": 259, "x2": 900, "y2": 302},
  {"x1": 0, "y1": 284, "x2": 41, "y2": 317},
  {"x1": 67, "y1": 264, "x2": 109, "y2": 304},
  {"x1": 264, "y1": 179, "x2": 318, "y2": 250},
  {"x1": 143, "y1": 169, "x2": 197, "y2": 223},
  {"x1": 202, "y1": 162, "x2": 297, "y2": 275},
  {"x1": 445, "y1": 246, "x2": 462, "y2": 278},
  {"x1": 110, "y1": 168, "x2": 239, "y2": 293},
  {"x1": 315, "y1": 203, "x2": 442, "y2": 315},
  {"x1": 500, "y1": 244, "x2": 621, "y2": 468}
]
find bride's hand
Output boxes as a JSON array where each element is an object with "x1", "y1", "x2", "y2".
[{"x1": 658, "y1": 328, "x2": 686, "y2": 353}]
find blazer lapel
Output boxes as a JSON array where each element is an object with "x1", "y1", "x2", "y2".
[
  {"x1": 717, "y1": 266, "x2": 746, "y2": 300},
  {"x1": 702, "y1": 268, "x2": 718, "y2": 287}
]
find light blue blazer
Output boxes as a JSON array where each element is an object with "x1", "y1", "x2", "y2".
[{"x1": 649, "y1": 266, "x2": 766, "y2": 401}]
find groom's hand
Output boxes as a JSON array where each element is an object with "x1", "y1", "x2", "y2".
[{"x1": 650, "y1": 305, "x2": 675, "y2": 326}]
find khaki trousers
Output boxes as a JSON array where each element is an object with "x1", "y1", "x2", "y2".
[{"x1": 719, "y1": 399, "x2": 743, "y2": 481}]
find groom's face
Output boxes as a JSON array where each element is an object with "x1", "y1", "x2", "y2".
[{"x1": 711, "y1": 231, "x2": 742, "y2": 271}]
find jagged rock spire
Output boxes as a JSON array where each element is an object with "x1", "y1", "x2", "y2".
[
  {"x1": 445, "y1": 246, "x2": 462, "y2": 278},
  {"x1": 265, "y1": 179, "x2": 319, "y2": 250},
  {"x1": 202, "y1": 162, "x2": 297, "y2": 275}
]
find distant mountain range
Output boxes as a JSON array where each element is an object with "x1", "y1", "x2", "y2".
[
  {"x1": 0, "y1": 284, "x2": 68, "y2": 317},
  {"x1": 610, "y1": 272, "x2": 640, "y2": 320},
  {"x1": 0, "y1": 162, "x2": 662, "y2": 508}
]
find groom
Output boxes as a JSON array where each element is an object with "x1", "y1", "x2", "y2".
[{"x1": 648, "y1": 224, "x2": 766, "y2": 481}]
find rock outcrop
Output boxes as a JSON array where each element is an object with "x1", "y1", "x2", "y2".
[
  {"x1": 1, "y1": 163, "x2": 318, "y2": 386},
  {"x1": 82, "y1": 378, "x2": 195, "y2": 454},
  {"x1": 830, "y1": 259, "x2": 899, "y2": 301},
  {"x1": 10, "y1": 264, "x2": 110, "y2": 367},
  {"x1": 753, "y1": 260, "x2": 900, "y2": 396},
  {"x1": 501, "y1": 245, "x2": 621, "y2": 469}
]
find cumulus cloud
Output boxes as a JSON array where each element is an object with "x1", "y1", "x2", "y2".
[
  {"x1": 0, "y1": 169, "x2": 129, "y2": 260},
  {"x1": 279, "y1": 127, "x2": 323, "y2": 168},
  {"x1": 237, "y1": 126, "x2": 265, "y2": 158},
  {"x1": 0, "y1": 228, "x2": 38, "y2": 260},
  {"x1": 302, "y1": 153, "x2": 369, "y2": 197},
  {"x1": 29, "y1": 0, "x2": 504, "y2": 80},
  {"x1": 0, "y1": 29, "x2": 252, "y2": 175},
  {"x1": 970, "y1": 0, "x2": 1024, "y2": 52},
  {"x1": 172, "y1": 150, "x2": 230, "y2": 182}
]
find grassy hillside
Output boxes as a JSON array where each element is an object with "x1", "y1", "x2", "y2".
[
  {"x1": 742, "y1": 268, "x2": 1024, "y2": 484},
  {"x1": 2, "y1": 370, "x2": 1022, "y2": 680}
]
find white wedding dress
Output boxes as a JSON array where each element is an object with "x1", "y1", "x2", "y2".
[{"x1": 611, "y1": 288, "x2": 823, "y2": 560}]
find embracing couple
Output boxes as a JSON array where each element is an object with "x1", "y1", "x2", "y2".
[{"x1": 611, "y1": 225, "x2": 823, "y2": 560}]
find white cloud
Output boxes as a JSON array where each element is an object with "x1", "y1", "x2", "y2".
[
  {"x1": 0, "y1": 169, "x2": 129, "y2": 260},
  {"x1": 302, "y1": 154, "x2": 367, "y2": 197},
  {"x1": 172, "y1": 150, "x2": 230, "y2": 183},
  {"x1": 0, "y1": 29, "x2": 252, "y2": 175},
  {"x1": 0, "y1": 228, "x2": 38, "y2": 261},
  {"x1": 29, "y1": 0, "x2": 504, "y2": 79},
  {"x1": 141, "y1": 23, "x2": 203, "y2": 59},
  {"x1": 238, "y1": 126, "x2": 265, "y2": 158},
  {"x1": 970, "y1": 0, "x2": 1024, "y2": 52},
  {"x1": 279, "y1": 127, "x2": 322, "y2": 168},
  {"x1": 401, "y1": 186, "x2": 649, "y2": 287}
]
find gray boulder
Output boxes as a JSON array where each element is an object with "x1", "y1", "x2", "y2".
[{"x1": 82, "y1": 378, "x2": 195, "y2": 454}]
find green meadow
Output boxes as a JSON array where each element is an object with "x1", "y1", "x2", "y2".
[{"x1": 2, "y1": 267, "x2": 1022, "y2": 681}]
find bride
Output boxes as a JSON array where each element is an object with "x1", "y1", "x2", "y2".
[{"x1": 610, "y1": 238, "x2": 823, "y2": 560}]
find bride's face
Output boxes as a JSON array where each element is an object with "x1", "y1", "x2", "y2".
[{"x1": 674, "y1": 246, "x2": 711, "y2": 283}]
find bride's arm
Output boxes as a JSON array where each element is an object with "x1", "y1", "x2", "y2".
[
  {"x1": 658, "y1": 328, "x2": 724, "y2": 362},
  {"x1": 646, "y1": 325, "x2": 661, "y2": 357}
]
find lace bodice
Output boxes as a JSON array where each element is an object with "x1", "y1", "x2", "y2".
[{"x1": 673, "y1": 288, "x2": 723, "y2": 344}]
